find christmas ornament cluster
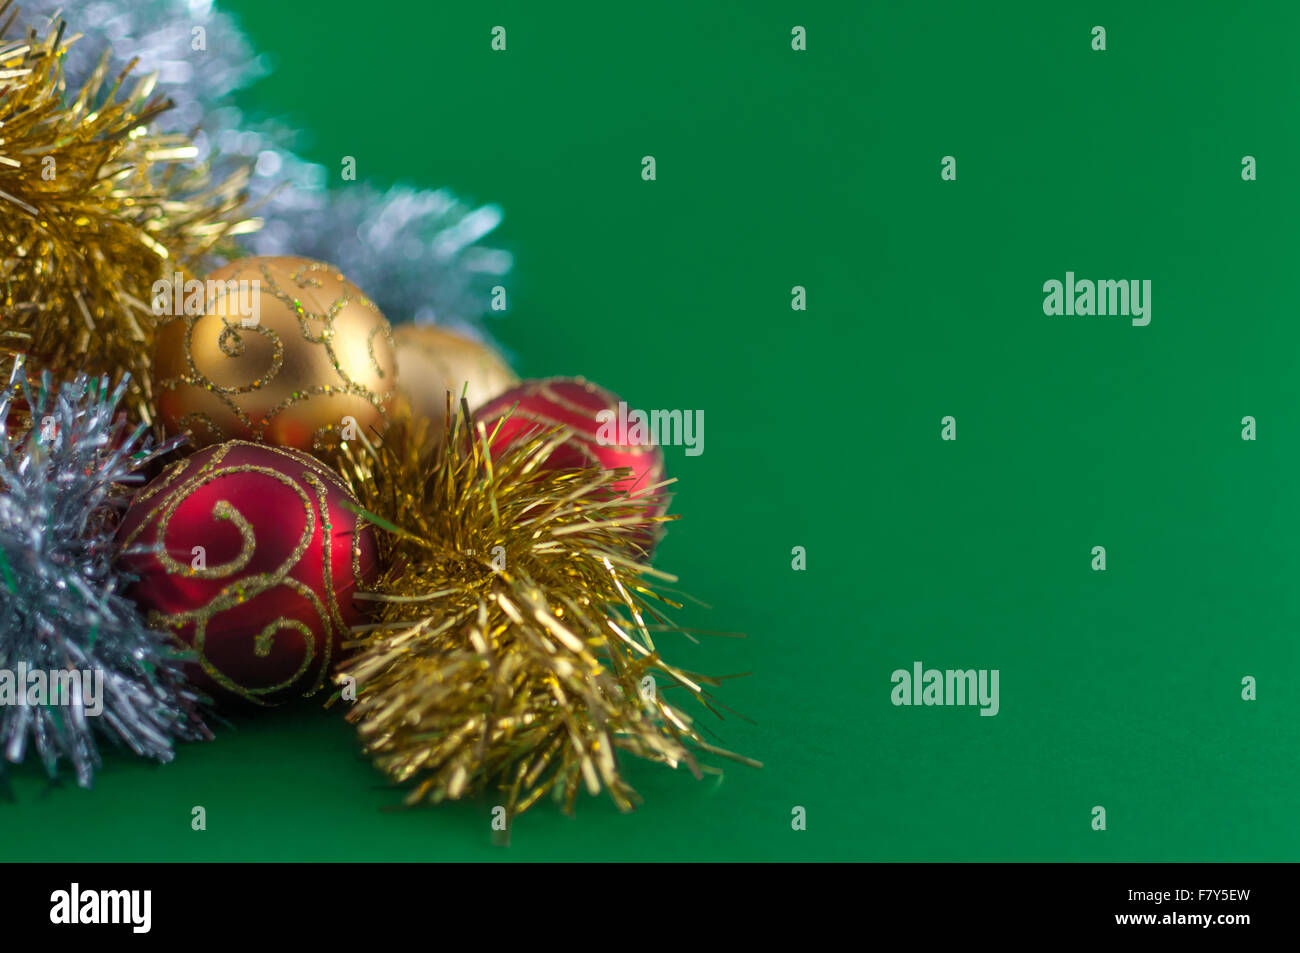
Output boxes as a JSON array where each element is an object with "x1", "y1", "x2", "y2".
[{"x1": 0, "y1": 8, "x2": 750, "y2": 822}]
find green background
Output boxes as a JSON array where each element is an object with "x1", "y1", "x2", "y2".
[{"x1": 5, "y1": 0, "x2": 1299, "y2": 861}]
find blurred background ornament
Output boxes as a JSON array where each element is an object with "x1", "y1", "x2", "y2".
[
  {"x1": 116, "y1": 441, "x2": 379, "y2": 708},
  {"x1": 153, "y1": 256, "x2": 398, "y2": 454},
  {"x1": 392, "y1": 324, "x2": 517, "y2": 444},
  {"x1": 22, "y1": 0, "x2": 513, "y2": 334},
  {"x1": 0, "y1": 358, "x2": 211, "y2": 788}
]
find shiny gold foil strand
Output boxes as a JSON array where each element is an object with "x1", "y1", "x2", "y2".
[
  {"x1": 0, "y1": 5, "x2": 256, "y2": 426},
  {"x1": 332, "y1": 406, "x2": 759, "y2": 822}
]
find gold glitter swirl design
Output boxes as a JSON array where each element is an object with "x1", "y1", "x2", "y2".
[
  {"x1": 120, "y1": 442, "x2": 372, "y2": 705},
  {"x1": 153, "y1": 256, "x2": 398, "y2": 456}
]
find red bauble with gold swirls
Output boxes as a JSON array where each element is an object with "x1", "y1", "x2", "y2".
[
  {"x1": 115, "y1": 441, "x2": 378, "y2": 707},
  {"x1": 475, "y1": 377, "x2": 668, "y2": 550}
]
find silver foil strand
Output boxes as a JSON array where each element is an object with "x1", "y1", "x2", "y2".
[{"x1": 0, "y1": 359, "x2": 212, "y2": 788}]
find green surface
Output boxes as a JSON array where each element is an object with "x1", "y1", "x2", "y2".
[{"x1": 5, "y1": 0, "x2": 1300, "y2": 861}]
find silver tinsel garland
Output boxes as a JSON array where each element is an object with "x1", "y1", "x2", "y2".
[
  {"x1": 28, "y1": 0, "x2": 511, "y2": 330},
  {"x1": 0, "y1": 360, "x2": 211, "y2": 788}
]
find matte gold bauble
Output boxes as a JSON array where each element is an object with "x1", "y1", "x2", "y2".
[
  {"x1": 153, "y1": 256, "x2": 397, "y2": 455},
  {"x1": 391, "y1": 324, "x2": 517, "y2": 440}
]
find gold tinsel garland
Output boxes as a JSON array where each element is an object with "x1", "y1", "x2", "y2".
[
  {"x1": 333, "y1": 405, "x2": 757, "y2": 820},
  {"x1": 0, "y1": 4, "x2": 255, "y2": 425}
]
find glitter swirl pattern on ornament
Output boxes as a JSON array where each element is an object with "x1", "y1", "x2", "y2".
[
  {"x1": 116, "y1": 442, "x2": 378, "y2": 707},
  {"x1": 154, "y1": 257, "x2": 398, "y2": 454}
]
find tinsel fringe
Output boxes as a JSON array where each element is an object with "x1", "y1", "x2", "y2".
[
  {"x1": 0, "y1": 4, "x2": 253, "y2": 425},
  {"x1": 333, "y1": 403, "x2": 757, "y2": 820},
  {"x1": 0, "y1": 358, "x2": 212, "y2": 788}
]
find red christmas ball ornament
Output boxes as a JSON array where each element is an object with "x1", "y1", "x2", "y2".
[
  {"x1": 475, "y1": 377, "x2": 668, "y2": 550},
  {"x1": 116, "y1": 441, "x2": 379, "y2": 707}
]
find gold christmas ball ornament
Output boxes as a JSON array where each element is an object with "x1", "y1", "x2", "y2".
[
  {"x1": 153, "y1": 256, "x2": 398, "y2": 455},
  {"x1": 392, "y1": 324, "x2": 518, "y2": 439}
]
